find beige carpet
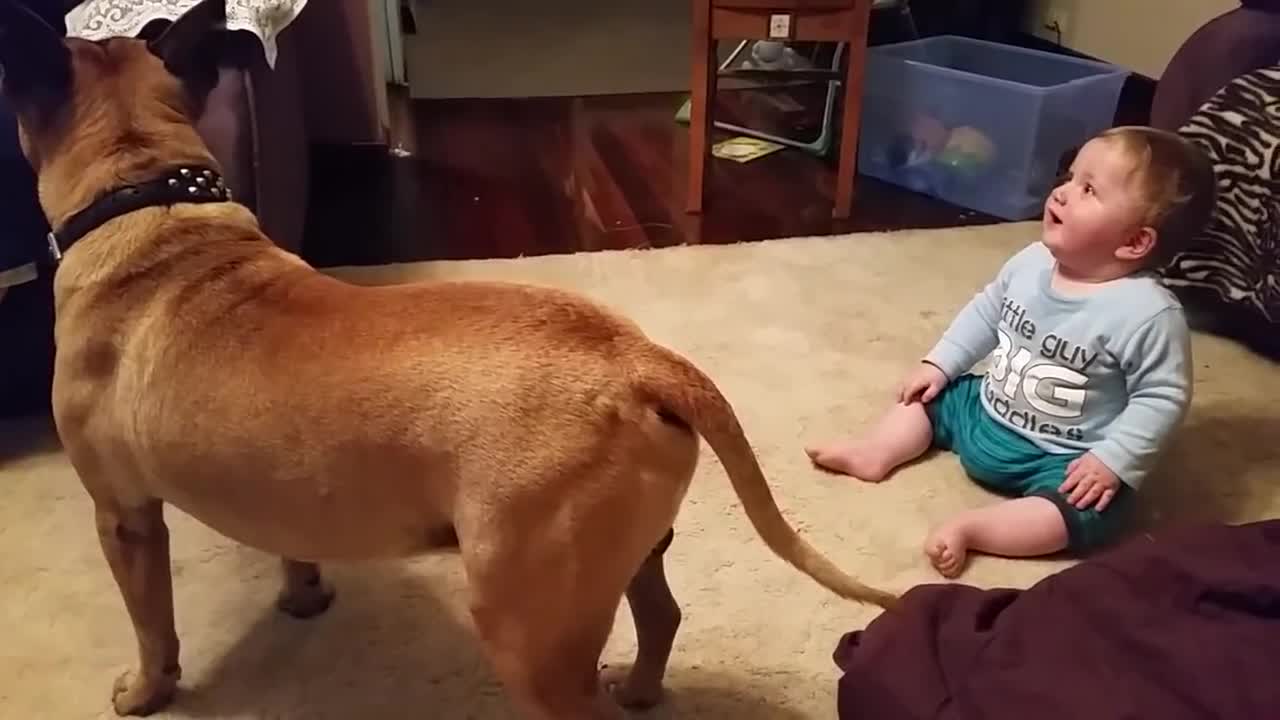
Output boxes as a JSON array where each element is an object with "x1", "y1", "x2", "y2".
[{"x1": 3, "y1": 223, "x2": 1277, "y2": 719}]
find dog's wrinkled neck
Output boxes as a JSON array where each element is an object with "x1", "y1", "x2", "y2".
[{"x1": 38, "y1": 118, "x2": 218, "y2": 230}]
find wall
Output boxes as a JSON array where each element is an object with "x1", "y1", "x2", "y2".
[
  {"x1": 1024, "y1": 0, "x2": 1240, "y2": 78},
  {"x1": 405, "y1": 0, "x2": 690, "y2": 99}
]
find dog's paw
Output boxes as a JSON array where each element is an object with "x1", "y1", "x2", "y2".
[
  {"x1": 276, "y1": 578, "x2": 336, "y2": 619},
  {"x1": 600, "y1": 664, "x2": 664, "y2": 710},
  {"x1": 111, "y1": 666, "x2": 179, "y2": 716}
]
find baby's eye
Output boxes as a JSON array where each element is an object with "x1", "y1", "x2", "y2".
[{"x1": 1083, "y1": 183, "x2": 1095, "y2": 196}]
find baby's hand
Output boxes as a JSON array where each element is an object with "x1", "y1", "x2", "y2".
[
  {"x1": 897, "y1": 362, "x2": 948, "y2": 405},
  {"x1": 1059, "y1": 453, "x2": 1121, "y2": 511}
]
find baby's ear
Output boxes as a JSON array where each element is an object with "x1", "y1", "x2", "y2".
[{"x1": 1118, "y1": 225, "x2": 1157, "y2": 262}]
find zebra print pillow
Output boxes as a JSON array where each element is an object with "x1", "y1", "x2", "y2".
[{"x1": 1162, "y1": 65, "x2": 1280, "y2": 339}]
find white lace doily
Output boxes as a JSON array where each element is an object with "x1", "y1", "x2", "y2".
[{"x1": 65, "y1": 0, "x2": 309, "y2": 67}]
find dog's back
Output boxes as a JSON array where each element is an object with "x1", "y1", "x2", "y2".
[{"x1": 54, "y1": 194, "x2": 667, "y2": 561}]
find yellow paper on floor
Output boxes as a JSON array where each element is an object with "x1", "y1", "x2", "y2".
[{"x1": 712, "y1": 136, "x2": 785, "y2": 163}]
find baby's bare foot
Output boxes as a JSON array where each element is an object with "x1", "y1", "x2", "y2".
[
  {"x1": 805, "y1": 440, "x2": 889, "y2": 481},
  {"x1": 924, "y1": 522, "x2": 970, "y2": 579}
]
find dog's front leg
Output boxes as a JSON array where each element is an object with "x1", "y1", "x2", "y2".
[
  {"x1": 276, "y1": 558, "x2": 335, "y2": 619},
  {"x1": 94, "y1": 501, "x2": 181, "y2": 717}
]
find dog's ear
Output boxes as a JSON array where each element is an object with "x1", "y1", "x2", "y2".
[
  {"x1": 146, "y1": 0, "x2": 227, "y2": 97},
  {"x1": 0, "y1": 0, "x2": 73, "y2": 114}
]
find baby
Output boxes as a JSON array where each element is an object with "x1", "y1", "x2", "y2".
[{"x1": 807, "y1": 126, "x2": 1217, "y2": 578}]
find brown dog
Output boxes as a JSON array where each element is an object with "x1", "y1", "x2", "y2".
[{"x1": 0, "y1": 1, "x2": 896, "y2": 717}]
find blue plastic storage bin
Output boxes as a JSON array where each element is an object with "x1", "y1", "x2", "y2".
[{"x1": 857, "y1": 36, "x2": 1129, "y2": 220}]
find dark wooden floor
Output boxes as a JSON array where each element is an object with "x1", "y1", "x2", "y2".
[
  {"x1": 302, "y1": 87, "x2": 1006, "y2": 267},
  {"x1": 302, "y1": 76, "x2": 1153, "y2": 268}
]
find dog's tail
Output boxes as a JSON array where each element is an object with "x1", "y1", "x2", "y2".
[{"x1": 632, "y1": 342, "x2": 898, "y2": 610}]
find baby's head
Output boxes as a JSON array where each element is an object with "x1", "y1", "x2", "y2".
[{"x1": 1043, "y1": 126, "x2": 1217, "y2": 279}]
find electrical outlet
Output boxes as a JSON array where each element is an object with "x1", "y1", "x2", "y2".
[
  {"x1": 768, "y1": 13, "x2": 792, "y2": 40},
  {"x1": 1040, "y1": 6, "x2": 1071, "y2": 44}
]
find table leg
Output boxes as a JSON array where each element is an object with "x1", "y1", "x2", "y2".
[
  {"x1": 834, "y1": 0, "x2": 872, "y2": 219},
  {"x1": 687, "y1": 0, "x2": 715, "y2": 213}
]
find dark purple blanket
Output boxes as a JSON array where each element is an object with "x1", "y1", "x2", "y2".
[{"x1": 833, "y1": 521, "x2": 1280, "y2": 720}]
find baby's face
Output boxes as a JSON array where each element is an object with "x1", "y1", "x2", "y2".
[{"x1": 1042, "y1": 138, "x2": 1154, "y2": 272}]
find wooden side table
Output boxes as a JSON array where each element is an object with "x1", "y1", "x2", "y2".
[{"x1": 688, "y1": 0, "x2": 873, "y2": 219}]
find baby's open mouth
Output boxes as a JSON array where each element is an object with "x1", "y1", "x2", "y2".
[{"x1": 1048, "y1": 209, "x2": 1063, "y2": 225}]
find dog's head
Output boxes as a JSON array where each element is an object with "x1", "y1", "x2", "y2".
[{"x1": 0, "y1": 0, "x2": 227, "y2": 220}]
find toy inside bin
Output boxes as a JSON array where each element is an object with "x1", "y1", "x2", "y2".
[{"x1": 857, "y1": 36, "x2": 1129, "y2": 220}]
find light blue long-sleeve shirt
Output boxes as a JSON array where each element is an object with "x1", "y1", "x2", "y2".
[{"x1": 924, "y1": 241, "x2": 1192, "y2": 490}]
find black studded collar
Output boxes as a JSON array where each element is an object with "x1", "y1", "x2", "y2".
[{"x1": 46, "y1": 165, "x2": 233, "y2": 266}]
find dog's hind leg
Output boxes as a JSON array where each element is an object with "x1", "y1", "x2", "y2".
[
  {"x1": 276, "y1": 559, "x2": 335, "y2": 619},
  {"x1": 463, "y1": 535, "x2": 634, "y2": 720},
  {"x1": 94, "y1": 500, "x2": 181, "y2": 717},
  {"x1": 600, "y1": 528, "x2": 680, "y2": 709}
]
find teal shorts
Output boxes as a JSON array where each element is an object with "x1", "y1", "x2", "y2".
[{"x1": 925, "y1": 374, "x2": 1133, "y2": 553}]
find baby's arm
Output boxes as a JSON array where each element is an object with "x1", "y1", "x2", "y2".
[
  {"x1": 923, "y1": 244, "x2": 1039, "y2": 379},
  {"x1": 925, "y1": 286, "x2": 1001, "y2": 379},
  {"x1": 1088, "y1": 308, "x2": 1193, "y2": 490}
]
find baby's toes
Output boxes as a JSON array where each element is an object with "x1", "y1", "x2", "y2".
[
  {"x1": 940, "y1": 546, "x2": 968, "y2": 578},
  {"x1": 923, "y1": 534, "x2": 947, "y2": 560},
  {"x1": 937, "y1": 552, "x2": 958, "y2": 575},
  {"x1": 932, "y1": 547, "x2": 953, "y2": 569}
]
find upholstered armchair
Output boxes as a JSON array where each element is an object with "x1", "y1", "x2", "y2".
[
  {"x1": 1150, "y1": 2, "x2": 1280, "y2": 360},
  {"x1": 0, "y1": 0, "x2": 388, "y2": 417}
]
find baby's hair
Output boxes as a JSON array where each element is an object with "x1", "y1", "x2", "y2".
[{"x1": 1095, "y1": 125, "x2": 1218, "y2": 267}]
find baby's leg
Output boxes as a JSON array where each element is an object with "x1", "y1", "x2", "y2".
[
  {"x1": 924, "y1": 496, "x2": 1068, "y2": 578},
  {"x1": 806, "y1": 401, "x2": 932, "y2": 482}
]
